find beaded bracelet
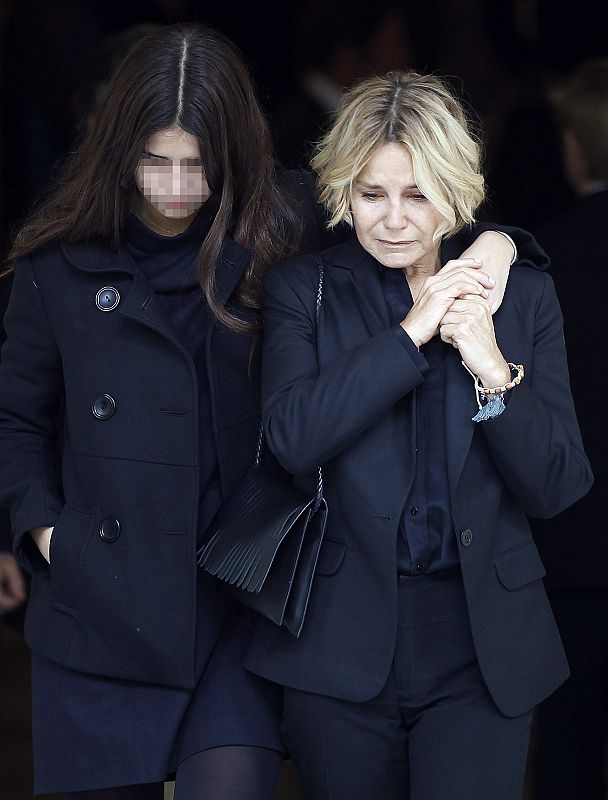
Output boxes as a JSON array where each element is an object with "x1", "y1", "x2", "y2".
[
  {"x1": 477, "y1": 363, "x2": 525, "y2": 395},
  {"x1": 462, "y1": 362, "x2": 525, "y2": 422}
]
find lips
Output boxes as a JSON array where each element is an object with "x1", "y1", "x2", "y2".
[{"x1": 377, "y1": 239, "x2": 415, "y2": 246}]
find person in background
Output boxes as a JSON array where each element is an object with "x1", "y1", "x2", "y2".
[
  {"x1": 532, "y1": 58, "x2": 608, "y2": 800},
  {"x1": 273, "y1": 3, "x2": 412, "y2": 169},
  {"x1": 245, "y1": 71, "x2": 592, "y2": 800},
  {"x1": 0, "y1": 22, "x2": 541, "y2": 800}
]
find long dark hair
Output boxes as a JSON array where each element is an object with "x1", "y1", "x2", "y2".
[{"x1": 9, "y1": 24, "x2": 301, "y2": 332}]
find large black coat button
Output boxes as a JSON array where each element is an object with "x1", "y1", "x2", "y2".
[
  {"x1": 92, "y1": 394, "x2": 115, "y2": 420},
  {"x1": 99, "y1": 517, "x2": 120, "y2": 543},
  {"x1": 96, "y1": 286, "x2": 120, "y2": 311},
  {"x1": 460, "y1": 529, "x2": 473, "y2": 547}
]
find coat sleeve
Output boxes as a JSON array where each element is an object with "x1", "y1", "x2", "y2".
[
  {"x1": 0, "y1": 256, "x2": 64, "y2": 572},
  {"x1": 456, "y1": 222, "x2": 550, "y2": 271},
  {"x1": 262, "y1": 263, "x2": 425, "y2": 474},
  {"x1": 480, "y1": 273, "x2": 593, "y2": 518}
]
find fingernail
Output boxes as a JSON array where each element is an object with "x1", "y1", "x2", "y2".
[{"x1": 489, "y1": 276, "x2": 496, "y2": 285}]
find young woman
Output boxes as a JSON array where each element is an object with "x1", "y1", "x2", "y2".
[{"x1": 0, "y1": 25, "x2": 546, "y2": 799}]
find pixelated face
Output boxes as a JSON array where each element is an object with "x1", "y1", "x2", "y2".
[{"x1": 135, "y1": 127, "x2": 210, "y2": 218}]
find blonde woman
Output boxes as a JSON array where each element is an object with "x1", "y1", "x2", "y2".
[{"x1": 245, "y1": 72, "x2": 592, "y2": 799}]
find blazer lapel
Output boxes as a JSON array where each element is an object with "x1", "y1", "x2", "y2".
[
  {"x1": 329, "y1": 237, "x2": 392, "y2": 336},
  {"x1": 440, "y1": 235, "x2": 479, "y2": 500},
  {"x1": 444, "y1": 347, "x2": 477, "y2": 503}
]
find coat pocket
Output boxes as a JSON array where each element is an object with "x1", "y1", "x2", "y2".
[
  {"x1": 315, "y1": 539, "x2": 346, "y2": 576},
  {"x1": 50, "y1": 505, "x2": 95, "y2": 613},
  {"x1": 494, "y1": 541, "x2": 546, "y2": 591}
]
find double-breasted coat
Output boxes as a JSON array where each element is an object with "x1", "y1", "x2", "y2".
[
  {"x1": 245, "y1": 234, "x2": 593, "y2": 718},
  {"x1": 0, "y1": 234, "x2": 263, "y2": 689}
]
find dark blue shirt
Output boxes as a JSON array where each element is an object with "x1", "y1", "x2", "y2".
[{"x1": 374, "y1": 255, "x2": 459, "y2": 575}]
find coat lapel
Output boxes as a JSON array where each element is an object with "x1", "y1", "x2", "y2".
[
  {"x1": 61, "y1": 239, "x2": 134, "y2": 275},
  {"x1": 215, "y1": 236, "x2": 251, "y2": 305},
  {"x1": 61, "y1": 235, "x2": 251, "y2": 346},
  {"x1": 62, "y1": 239, "x2": 185, "y2": 344},
  {"x1": 117, "y1": 271, "x2": 181, "y2": 344}
]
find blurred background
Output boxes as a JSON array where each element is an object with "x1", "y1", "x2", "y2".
[{"x1": 1, "y1": 1, "x2": 608, "y2": 798}]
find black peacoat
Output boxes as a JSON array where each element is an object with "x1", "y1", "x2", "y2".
[
  {"x1": 245, "y1": 234, "x2": 594, "y2": 718},
  {"x1": 0, "y1": 235, "x2": 261, "y2": 689}
]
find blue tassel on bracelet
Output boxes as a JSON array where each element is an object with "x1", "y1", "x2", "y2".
[{"x1": 472, "y1": 393, "x2": 505, "y2": 422}]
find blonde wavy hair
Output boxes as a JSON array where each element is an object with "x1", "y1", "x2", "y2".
[{"x1": 311, "y1": 71, "x2": 485, "y2": 240}]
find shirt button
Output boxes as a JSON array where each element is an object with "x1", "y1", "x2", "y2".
[
  {"x1": 415, "y1": 563, "x2": 424, "y2": 573},
  {"x1": 410, "y1": 506, "x2": 419, "y2": 516}
]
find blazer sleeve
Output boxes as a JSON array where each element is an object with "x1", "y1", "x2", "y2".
[
  {"x1": 480, "y1": 273, "x2": 593, "y2": 518},
  {"x1": 262, "y1": 263, "x2": 425, "y2": 474},
  {"x1": 0, "y1": 256, "x2": 64, "y2": 572}
]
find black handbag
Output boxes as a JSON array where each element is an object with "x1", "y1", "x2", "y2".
[{"x1": 197, "y1": 259, "x2": 328, "y2": 638}]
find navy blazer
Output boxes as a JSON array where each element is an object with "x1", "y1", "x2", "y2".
[{"x1": 245, "y1": 234, "x2": 593, "y2": 718}]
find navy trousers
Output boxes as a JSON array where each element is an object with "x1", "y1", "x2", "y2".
[{"x1": 282, "y1": 570, "x2": 533, "y2": 800}]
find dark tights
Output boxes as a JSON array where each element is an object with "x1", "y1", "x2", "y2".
[{"x1": 64, "y1": 745, "x2": 283, "y2": 800}]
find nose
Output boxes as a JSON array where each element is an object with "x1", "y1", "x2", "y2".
[
  {"x1": 384, "y1": 201, "x2": 408, "y2": 231},
  {"x1": 172, "y1": 163, "x2": 182, "y2": 195}
]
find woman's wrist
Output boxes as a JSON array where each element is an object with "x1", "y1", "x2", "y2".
[
  {"x1": 474, "y1": 230, "x2": 517, "y2": 265},
  {"x1": 400, "y1": 320, "x2": 423, "y2": 349},
  {"x1": 476, "y1": 358, "x2": 511, "y2": 389}
]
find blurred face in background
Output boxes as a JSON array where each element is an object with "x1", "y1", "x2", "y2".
[{"x1": 135, "y1": 127, "x2": 210, "y2": 219}]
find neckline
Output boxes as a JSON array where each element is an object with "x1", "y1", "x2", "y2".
[{"x1": 125, "y1": 196, "x2": 219, "y2": 253}]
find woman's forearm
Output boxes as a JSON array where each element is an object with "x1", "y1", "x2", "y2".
[{"x1": 460, "y1": 230, "x2": 516, "y2": 313}]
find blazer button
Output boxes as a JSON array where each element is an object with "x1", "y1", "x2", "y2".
[
  {"x1": 460, "y1": 529, "x2": 473, "y2": 547},
  {"x1": 96, "y1": 286, "x2": 120, "y2": 311},
  {"x1": 92, "y1": 394, "x2": 115, "y2": 420},
  {"x1": 99, "y1": 517, "x2": 120, "y2": 543}
]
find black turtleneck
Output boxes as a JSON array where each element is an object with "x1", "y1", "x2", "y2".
[{"x1": 124, "y1": 203, "x2": 222, "y2": 542}]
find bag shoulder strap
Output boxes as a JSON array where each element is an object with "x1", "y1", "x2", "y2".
[
  {"x1": 313, "y1": 255, "x2": 324, "y2": 322},
  {"x1": 256, "y1": 258, "x2": 324, "y2": 507}
]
